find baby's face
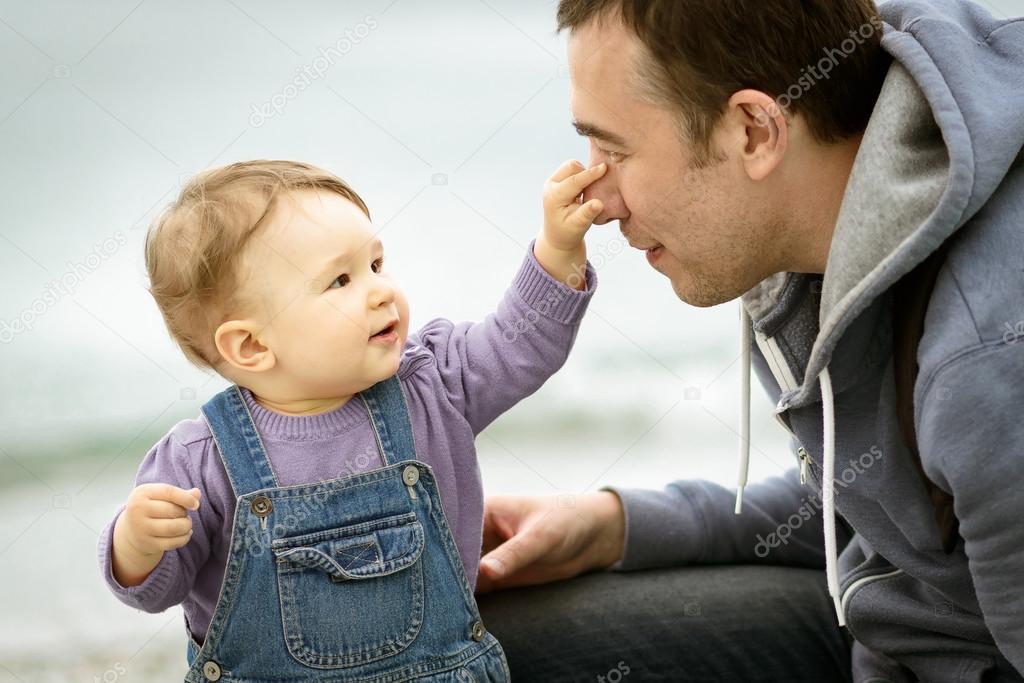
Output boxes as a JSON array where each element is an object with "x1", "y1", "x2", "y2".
[{"x1": 244, "y1": 190, "x2": 409, "y2": 398}]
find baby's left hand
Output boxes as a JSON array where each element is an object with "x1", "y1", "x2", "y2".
[{"x1": 541, "y1": 160, "x2": 607, "y2": 252}]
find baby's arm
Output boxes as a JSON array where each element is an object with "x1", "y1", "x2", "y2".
[
  {"x1": 111, "y1": 482, "x2": 200, "y2": 586},
  {"x1": 412, "y1": 161, "x2": 605, "y2": 434},
  {"x1": 534, "y1": 160, "x2": 606, "y2": 289},
  {"x1": 98, "y1": 433, "x2": 216, "y2": 612}
]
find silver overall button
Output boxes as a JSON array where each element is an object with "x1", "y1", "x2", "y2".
[
  {"x1": 250, "y1": 495, "x2": 273, "y2": 517},
  {"x1": 470, "y1": 620, "x2": 486, "y2": 642},
  {"x1": 402, "y1": 465, "x2": 420, "y2": 486},
  {"x1": 202, "y1": 660, "x2": 222, "y2": 681}
]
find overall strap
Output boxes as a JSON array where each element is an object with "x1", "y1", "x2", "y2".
[
  {"x1": 200, "y1": 386, "x2": 279, "y2": 497},
  {"x1": 359, "y1": 375, "x2": 417, "y2": 467}
]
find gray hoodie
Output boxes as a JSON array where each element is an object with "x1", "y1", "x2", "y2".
[{"x1": 606, "y1": 1, "x2": 1024, "y2": 680}]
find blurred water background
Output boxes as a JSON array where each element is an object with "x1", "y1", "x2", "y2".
[{"x1": 1, "y1": 0, "x2": 1018, "y2": 680}]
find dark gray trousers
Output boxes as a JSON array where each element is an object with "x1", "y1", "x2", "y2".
[{"x1": 477, "y1": 565, "x2": 851, "y2": 682}]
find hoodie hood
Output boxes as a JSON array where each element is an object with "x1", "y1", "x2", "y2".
[
  {"x1": 734, "y1": 0, "x2": 1024, "y2": 627},
  {"x1": 760, "y1": 0, "x2": 1024, "y2": 408}
]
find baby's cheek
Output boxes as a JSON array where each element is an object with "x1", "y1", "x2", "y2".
[{"x1": 396, "y1": 293, "x2": 411, "y2": 340}]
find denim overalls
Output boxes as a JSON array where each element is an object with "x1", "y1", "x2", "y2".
[{"x1": 184, "y1": 377, "x2": 510, "y2": 682}]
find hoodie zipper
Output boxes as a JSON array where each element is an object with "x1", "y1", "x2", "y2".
[
  {"x1": 753, "y1": 331, "x2": 818, "y2": 487},
  {"x1": 797, "y1": 447, "x2": 811, "y2": 485},
  {"x1": 755, "y1": 331, "x2": 799, "y2": 393}
]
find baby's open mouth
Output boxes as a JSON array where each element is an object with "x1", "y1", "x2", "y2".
[{"x1": 369, "y1": 321, "x2": 398, "y2": 341}]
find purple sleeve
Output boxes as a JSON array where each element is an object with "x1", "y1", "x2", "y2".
[
  {"x1": 412, "y1": 242, "x2": 596, "y2": 434},
  {"x1": 96, "y1": 433, "x2": 218, "y2": 613}
]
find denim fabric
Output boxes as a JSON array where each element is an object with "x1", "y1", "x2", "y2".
[{"x1": 184, "y1": 377, "x2": 509, "y2": 682}]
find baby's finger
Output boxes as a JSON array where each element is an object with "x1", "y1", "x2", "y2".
[
  {"x1": 566, "y1": 199, "x2": 604, "y2": 229},
  {"x1": 154, "y1": 531, "x2": 194, "y2": 552},
  {"x1": 143, "y1": 483, "x2": 201, "y2": 511},
  {"x1": 145, "y1": 499, "x2": 191, "y2": 519},
  {"x1": 554, "y1": 163, "x2": 607, "y2": 203},
  {"x1": 145, "y1": 516, "x2": 194, "y2": 538},
  {"x1": 547, "y1": 159, "x2": 586, "y2": 184}
]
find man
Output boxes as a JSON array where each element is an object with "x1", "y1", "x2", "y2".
[{"x1": 475, "y1": 0, "x2": 1024, "y2": 681}]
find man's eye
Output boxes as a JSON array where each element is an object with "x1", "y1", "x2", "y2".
[
  {"x1": 598, "y1": 147, "x2": 624, "y2": 163},
  {"x1": 329, "y1": 274, "x2": 350, "y2": 289},
  {"x1": 371, "y1": 257, "x2": 383, "y2": 273}
]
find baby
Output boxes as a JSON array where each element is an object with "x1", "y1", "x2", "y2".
[{"x1": 98, "y1": 158, "x2": 607, "y2": 682}]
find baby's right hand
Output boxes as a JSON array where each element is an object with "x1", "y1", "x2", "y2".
[{"x1": 118, "y1": 483, "x2": 201, "y2": 556}]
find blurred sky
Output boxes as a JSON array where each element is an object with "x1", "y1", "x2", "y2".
[
  {"x1": 1, "y1": 0, "x2": 1020, "y2": 502},
  {"x1": 1, "y1": 0, "x2": 1020, "y2": 496},
  {"x1": 0, "y1": 0, "x2": 791, "y2": 488}
]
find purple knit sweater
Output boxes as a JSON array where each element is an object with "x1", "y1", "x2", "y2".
[{"x1": 97, "y1": 246, "x2": 595, "y2": 642}]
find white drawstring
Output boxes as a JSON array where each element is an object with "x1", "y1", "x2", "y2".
[
  {"x1": 736, "y1": 304, "x2": 751, "y2": 514},
  {"x1": 736, "y1": 302, "x2": 845, "y2": 625},
  {"x1": 819, "y1": 367, "x2": 846, "y2": 626}
]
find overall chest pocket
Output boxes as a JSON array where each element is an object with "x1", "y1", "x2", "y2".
[{"x1": 271, "y1": 511, "x2": 426, "y2": 669}]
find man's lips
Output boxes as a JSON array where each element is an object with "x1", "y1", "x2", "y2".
[
  {"x1": 621, "y1": 227, "x2": 666, "y2": 267},
  {"x1": 645, "y1": 245, "x2": 665, "y2": 266},
  {"x1": 621, "y1": 228, "x2": 661, "y2": 253},
  {"x1": 623, "y1": 235, "x2": 666, "y2": 263}
]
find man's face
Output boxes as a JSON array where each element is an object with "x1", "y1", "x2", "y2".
[{"x1": 568, "y1": 15, "x2": 782, "y2": 306}]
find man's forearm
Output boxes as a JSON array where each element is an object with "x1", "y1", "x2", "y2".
[{"x1": 604, "y1": 468, "x2": 836, "y2": 571}]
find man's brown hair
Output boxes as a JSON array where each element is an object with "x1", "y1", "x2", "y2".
[
  {"x1": 558, "y1": 0, "x2": 891, "y2": 164},
  {"x1": 144, "y1": 160, "x2": 370, "y2": 371}
]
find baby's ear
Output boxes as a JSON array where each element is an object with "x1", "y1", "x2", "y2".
[{"x1": 214, "y1": 320, "x2": 275, "y2": 374}]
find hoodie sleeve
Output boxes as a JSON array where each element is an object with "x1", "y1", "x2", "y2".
[
  {"x1": 918, "y1": 341, "x2": 1024, "y2": 675},
  {"x1": 411, "y1": 242, "x2": 596, "y2": 434},
  {"x1": 604, "y1": 465, "x2": 850, "y2": 570}
]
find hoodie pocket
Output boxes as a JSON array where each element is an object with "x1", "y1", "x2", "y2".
[
  {"x1": 841, "y1": 566, "x2": 904, "y2": 643},
  {"x1": 272, "y1": 512, "x2": 425, "y2": 669}
]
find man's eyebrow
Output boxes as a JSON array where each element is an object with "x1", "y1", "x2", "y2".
[{"x1": 572, "y1": 120, "x2": 628, "y2": 147}]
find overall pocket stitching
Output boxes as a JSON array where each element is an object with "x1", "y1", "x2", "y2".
[
  {"x1": 274, "y1": 516, "x2": 426, "y2": 669},
  {"x1": 271, "y1": 511, "x2": 418, "y2": 550}
]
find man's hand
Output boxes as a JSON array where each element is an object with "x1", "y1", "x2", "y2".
[
  {"x1": 111, "y1": 483, "x2": 201, "y2": 587},
  {"x1": 534, "y1": 160, "x2": 607, "y2": 289},
  {"x1": 476, "y1": 491, "x2": 625, "y2": 593}
]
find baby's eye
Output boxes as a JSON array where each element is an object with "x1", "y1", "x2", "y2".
[
  {"x1": 371, "y1": 257, "x2": 383, "y2": 273},
  {"x1": 329, "y1": 273, "x2": 350, "y2": 289}
]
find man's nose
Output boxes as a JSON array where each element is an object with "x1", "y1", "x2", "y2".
[{"x1": 581, "y1": 166, "x2": 628, "y2": 225}]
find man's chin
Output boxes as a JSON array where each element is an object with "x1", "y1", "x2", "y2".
[{"x1": 665, "y1": 269, "x2": 734, "y2": 308}]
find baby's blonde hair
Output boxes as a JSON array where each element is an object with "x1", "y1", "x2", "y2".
[{"x1": 144, "y1": 159, "x2": 370, "y2": 371}]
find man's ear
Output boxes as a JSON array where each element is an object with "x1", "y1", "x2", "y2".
[
  {"x1": 214, "y1": 320, "x2": 276, "y2": 374},
  {"x1": 726, "y1": 89, "x2": 788, "y2": 182}
]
